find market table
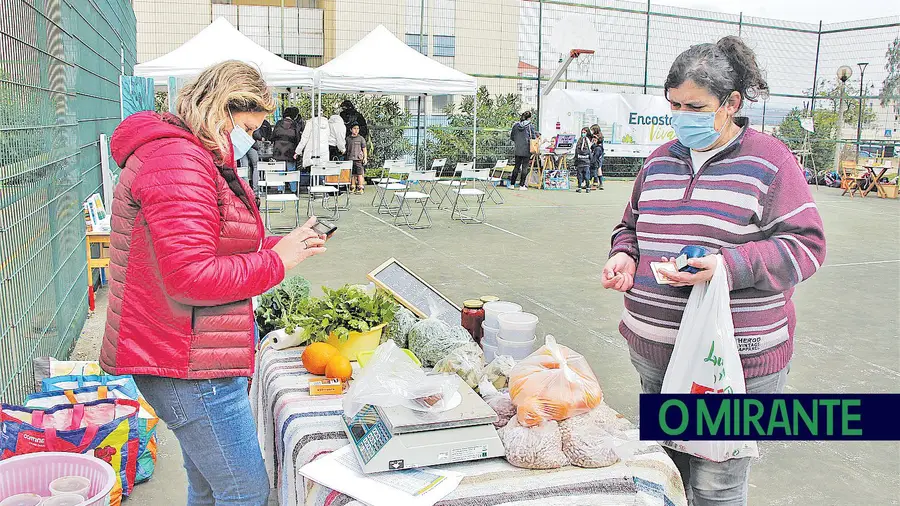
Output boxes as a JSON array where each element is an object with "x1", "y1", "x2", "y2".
[
  {"x1": 859, "y1": 163, "x2": 893, "y2": 198},
  {"x1": 251, "y1": 345, "x2": 688, "y2": 506}
]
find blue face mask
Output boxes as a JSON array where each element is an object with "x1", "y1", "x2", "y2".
[
  {"x1": 671, "y1": 106, "x2": 723, "y2": 150},
  {"x1": 229, "y1": 111, "x2": 255, "y2": 161}
]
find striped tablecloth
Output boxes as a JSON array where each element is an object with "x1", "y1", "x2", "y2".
[{"x1": 251, "y1": 345, "x2": 688, "y2": 506}]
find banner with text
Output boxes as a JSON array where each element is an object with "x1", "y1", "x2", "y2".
[{"x1": 541, "y1": 89, "x2": 675, "y2": 158}]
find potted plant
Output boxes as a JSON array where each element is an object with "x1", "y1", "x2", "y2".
[{"x1": 284, "y1": 284, "x2": 397, "y2": 360}]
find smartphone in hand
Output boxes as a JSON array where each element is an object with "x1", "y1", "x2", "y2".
[{"x1": 311, "y1": 220, "x2": 337, "y2": 238}]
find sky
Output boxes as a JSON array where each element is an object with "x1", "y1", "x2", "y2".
[{"x1": 653, "y1": 0, "x2": 900, "y2": 24}]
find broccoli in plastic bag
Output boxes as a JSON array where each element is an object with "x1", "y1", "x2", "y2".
[
  {"x1": 508, "y1": 335, "x2": 603, "y2": 427},
  {"x1": 407, "y1": 316, "x2": 472, "y2": 367},
  {"x1": 381, "y1": 306, "x2": 418, "y2": 349},
  {"x1": 433, "y1": 342, "x2": 485, "y2": 389}
]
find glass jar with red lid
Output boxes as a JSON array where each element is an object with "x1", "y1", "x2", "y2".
[{"x1": 461, "y1": 300, "x2": 486, "y2": 345}]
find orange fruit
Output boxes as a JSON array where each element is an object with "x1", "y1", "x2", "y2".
[
  {"x1": 325, "y1": 355, "x2": 353, "y2": 382},
  {"x1": 302, "y1": 342, "x2": 339, "y2": 375}
]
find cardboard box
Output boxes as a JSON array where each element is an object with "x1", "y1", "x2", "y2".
[{"x1": 309, "y1": 378, "x2": 345, "y2": 396}]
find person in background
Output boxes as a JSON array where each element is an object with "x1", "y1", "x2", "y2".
[
  {"x1": 345, "y1": 123, "x2": 368, "y2": 194},
  {"x1": 103, "y1": 61, "x2": 328, "y2": 505},
  {"x1": 272, "y1": 106, "x2": 305, "y2": 191},
  {"x1": 510, "y1": 111, "x2": 537, "y2": 190},
  {"x1": 600, "y1": 36, "x2": 825, "y2": 505},
  {"x1": 573, "y1": 127, "x2": 593, "y2": 193},
  {"x1": 590, "y1": 125, "x2": 605, "y2": 190},
  {"x1": 328, "y1": 108, "x2": 347, "y2": 161},
  {"x1": 241, "y1": 119, "x2": 272, "y2": 196},
  {"x1": 339, "y1": 100, "x2": 368, "y2": 139}
]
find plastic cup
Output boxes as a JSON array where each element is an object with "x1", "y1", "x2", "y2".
[
  {"x1": 497, "y1": 335, "x2": 536, "y2": 360},
  {"x1": 483, "y1": 301, "x2": 522, "y2": 328},
  {"x1": 49, "y1": 476, "x2": 91, "y2": 498},
  {"x1": 482, "y1": 342, "x2": 498, "y2": 363},
  {"x1": 0, "y1": 494, "x2": 43, "y2": 506},
  {"x1": 496, "y1": 312, "x2": 539, "y2": 342},
  {"x1": 40, "y1": 495, "x2": 84, "y2": 506},
  {"x1": 481, "y1": 322, "x2": 500, "y2": 347}
]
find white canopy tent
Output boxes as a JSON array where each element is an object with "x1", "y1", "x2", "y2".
[
  {"x1": 313, "y1": 25, "x2": 479, "y2": 165},
  {"x1": 134, "y1": 17, "x2": 315, "y2": 88}
]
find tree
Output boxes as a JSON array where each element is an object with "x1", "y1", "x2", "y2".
[
  {"x1": 881, "y1": 37, "x2": 900, "y2": 115},
  {"x1": 425, "y1": 86, "x2": 523, "y2": 172},
  {"x1": 775, "y1": 108, "x2": 838, "y2": 171},
  {"x1": 811, "y1": 78, "x2": 877, "y2": 128}
]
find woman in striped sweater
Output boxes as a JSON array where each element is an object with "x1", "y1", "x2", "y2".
[{"x1": 602, "y1": 36, "x2": 826, "y2": 505}]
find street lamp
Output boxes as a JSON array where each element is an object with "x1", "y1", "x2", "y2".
[
  {"x1": 856, "y1": 62, "x2": 868, "y2": 156},
  {"x1": 834, "y1": 66, "x2": 852, "y2": 171}
]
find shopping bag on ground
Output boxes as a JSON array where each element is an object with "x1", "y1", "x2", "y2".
[
  {"x1": 660, "y1": 255, "x2": 759, "y2": 462},
  {"x1": 25, "y1": 382, "x2": 159, "y2": 483},
  {"x1": 0, "y1": 398, "x2": 141, "y2": 506},
  {"x1": 42, "y1": 374, "x2": 138, "y2": 398}
]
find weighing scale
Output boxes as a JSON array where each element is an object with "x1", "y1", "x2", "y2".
[{"x1": 342, "y1": 376, "x2": 505, "y2": 473}]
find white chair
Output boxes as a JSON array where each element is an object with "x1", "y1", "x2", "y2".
[
  {"x1": 481, "y1": 159, "x2": 508, "y2": 204},
  {"x1": 392, "y1": 171, "x2": 433, "y2": 229},
  {"x1": 308, "y1": 163, "x2": 341, "y2": 220},
  {"x1": 261, "y1": 172, "x2": 302, "y2": 231},
  {"x1": 373, "y1": 163, "x2": 412, "y2": 214},
  {"x1": 450, "y1": 166, "x2": 487, "y2": 224},
  {"x1": 370, "y1": 159, "x2": 406, "y2": 206},
  {"x1": 431, "y1": 158, "x2": 447, "y2": 177},
  {"x1": 236, "y1": 167, "x2": 250, "y2": 180},
  {"x1": 437, "y1": 162, "x2": 471, "y2": 210},
  {"x1": 323, "y1": 160, "x2": 353, "y2": 211}
]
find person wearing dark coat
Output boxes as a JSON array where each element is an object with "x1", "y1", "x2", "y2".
[
  {"x1": 271, "y1": 107, "x2": 304, "y2": 191},
  {"x1": 509, "y1": 111, "x2": 537, "y2": 189},
  {"x1": 338, "y1": 100, "x2": 369, "y2": 139},
  {"x1": 573, "y1": 127, "x2": 593, "y2": 193}
]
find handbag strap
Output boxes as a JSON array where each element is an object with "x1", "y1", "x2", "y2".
[
  {"x1": 69, "y1": 404, "x2": 85, "y2": 430},
  {"x1": 43, "y1": 425, "x2": 100, "y2": 453},
  {"x1": 31, "y1": 410, "x2": 44, "y2": 427}
]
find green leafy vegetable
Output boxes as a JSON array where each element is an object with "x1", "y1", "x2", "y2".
[
  {"x1": 283, "y1": 284, "x2": 398, "y2": 344},
  {"x1": 255, "y1": 276, "x2": 311, "y2": 336}
]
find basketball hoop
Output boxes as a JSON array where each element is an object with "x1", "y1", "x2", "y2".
[{"x1": 571, "y1": 49, "x2": 595, "y2": 76}]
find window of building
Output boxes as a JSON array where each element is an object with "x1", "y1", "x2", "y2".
[
  {"x1": 283, "y1": 54, "x2": 323, "y2": 67},
  {"x1": 405, "y1": 34, "x2": 428, "y2": 55},
  {"x1": 212, "y1": 0, "x2": 315, "y2": 6},
  {"x1": 432, "y1": 95, "x2": 452, "y2": 113},
  {"x1": 433, "y1": 35, "x2": 455, "y2": 57}
]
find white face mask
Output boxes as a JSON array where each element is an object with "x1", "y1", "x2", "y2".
[{"x1": 229, "y1": 111, "x2": 255, "y2": 161}]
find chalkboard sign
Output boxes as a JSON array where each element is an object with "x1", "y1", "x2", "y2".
[{"x1": 367, "y1": 258, "x2": 460, "y2": 326}]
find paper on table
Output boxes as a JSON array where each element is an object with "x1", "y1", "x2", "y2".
[{"x1": 298, "y1": 445, "x2": 464, "y2": 506}]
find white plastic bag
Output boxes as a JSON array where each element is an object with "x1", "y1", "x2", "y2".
[
  {"x1": 661, "y1": 255, "x2": 758, "y2": 462},
  {"x1": 342, "y1": 341, "x2": 459, "y2": 418}
]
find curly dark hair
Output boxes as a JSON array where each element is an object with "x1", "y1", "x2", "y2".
[{"x1": 664, "y1": 36, "x2": 769, "y2": 109}]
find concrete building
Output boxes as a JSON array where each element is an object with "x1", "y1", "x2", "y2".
[{"x1": 133, "y1": 0, "x2": 520, "y2": 116}]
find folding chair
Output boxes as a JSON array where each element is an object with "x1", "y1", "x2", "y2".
[
  {"x1": 236, "y1": 166, "x2": 249, "y2": 181},
  {"x1": 450, "y1": 167, "x2": 487, "y2": 224},
  {"x1": 370, "y1": 159, "x2": 406, "y2": 206},
  {"x1": 840, "y1": 161, "x2": 865, "y2": 198},
  {"x1": 481, "y1": 159, "x2": 508, "y2": 204},
  {"x1": 261, "y1": 172, "x2": 302, "y2": 231},
  {"x1": 373, "y1": 162, "x2": 412, "y2": 214},
  {"x1": 437, "y1": 162, "x2": 471, "y2": 210},
  {"x1": 308, "y1": 163, "x2": 340, "y2": 220},
  {"x1": 323, "y1": 160, "x2": 353, "y2": 211},
  {"x1": 392, "y1": 171, "x2": 433, "y2": 229}
]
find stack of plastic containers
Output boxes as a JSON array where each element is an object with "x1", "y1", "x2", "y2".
[
  {"x1": 481, "y1": 301, "x2": 521, "y2": 362},
  {"x1": 496, "y1": 312, "x2": 538, "y2": 360},
  {"x1": 0, "y1": 453, "x2": 115, "y2": 506}
]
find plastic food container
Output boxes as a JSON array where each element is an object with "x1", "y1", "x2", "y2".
[
  {"x1": 0, "y1": 494, "x2": 42, "y2": 506},
  {"x1": 497, "y1": 335, "x2": 536, "y2": 360},
  {"x1": 0, "y1": 453, "x2": 116, "y2": 506},
  {"x1": 483, "y1": 301, "x2": 522, "y2": 328},
  {"x1": 49, "y1": 477, "x2": 90, "y2": 498},
  {"x1": 481, "y1": 322, "x2": 500, "y2": 347},
  {"x1": 41, "y1": 495, "x2": 85, "y2": 506},
  {"x1": 482, "y1": 342, "x2": 498, "y2": 363},
  {"x1": 497, "y1": 312, "x2": 539, "y2": 342}
]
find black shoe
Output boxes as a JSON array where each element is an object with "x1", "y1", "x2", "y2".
[
  {"x1": 586, "y1": 188, "x2": 591, "y2": 193},
  {"x1": 599, "y1": 185, "x2": 604, "y2": 190},
  {"x1": 575, "y1": 188, "x2": 581, "y2": 193}
]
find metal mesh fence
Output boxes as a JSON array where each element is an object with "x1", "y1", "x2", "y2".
[
  {"x1": 0, "y1": 0, "x2": 136, "y2": 402},
  {"x1": 136, "y1": 1, "x2": 899, "y2": 177}
]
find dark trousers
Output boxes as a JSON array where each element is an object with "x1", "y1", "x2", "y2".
[
  {"x1": 511, "y1": 155, "x2": 530, "y2": 187},
  {"x1": 576, "y1": 165, "x2": 592, "y2": 189}
]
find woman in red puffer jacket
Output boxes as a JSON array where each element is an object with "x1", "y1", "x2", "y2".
[{"x1": 101, "y1": 61, "x2": 326, "y2": 505}]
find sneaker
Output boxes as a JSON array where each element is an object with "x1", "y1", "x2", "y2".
[
  {"x1": 576, "y1": 188, "x2": 581, "y2": 193},
  {"x1": 586, "y1": 188, "x2": 591, "y2": 193},
  {"x1": 512, "y1": 185, "x2": 519, "y2": 190},
  {"x1": 520, "y1": 186, "x2": 528, "y2": 191}
]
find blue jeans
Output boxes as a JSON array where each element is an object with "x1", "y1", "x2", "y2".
[
  {"x1": 285, "y1": 160, "x2": 298, "y2": 192},
  {"x1": 630, "y1": 350, "x2": 789, "y2": 506},
  {"x1": 133, "y1": 376, "x2": 269, "y2": 506}
]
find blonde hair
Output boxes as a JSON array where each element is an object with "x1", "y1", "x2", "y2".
[{"x1": 176, "y1": 60, "x2": 276, "y2": 158}]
